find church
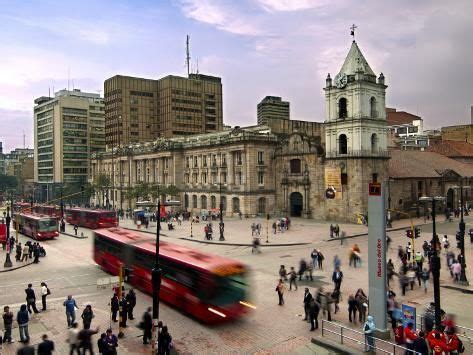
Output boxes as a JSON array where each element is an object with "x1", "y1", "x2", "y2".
[{"x1": 90, "y1": 39, "x2": 473, "y2": 222}]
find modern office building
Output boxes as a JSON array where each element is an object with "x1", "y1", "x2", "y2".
[
  {"x1": 104, "y1": 73, "x2": 223, "y2": 147},
  {"x1": 257, "y1": 96, "x2": 290, "y2": 125},
  {"x1": 0, "y1": 142, "x2": 5, "y2": 175},
  {"x1": 34, "y1": 89, "x2": 105, "y2": 200}
]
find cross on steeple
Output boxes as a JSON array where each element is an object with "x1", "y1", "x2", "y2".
[{"x1": 350, "y1": 24, "x2": 357, "y2": 40}]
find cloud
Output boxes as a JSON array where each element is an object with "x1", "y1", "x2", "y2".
[
  {"x1": 256, "y1": 0, "x2": 328, "y2": 12},
  {"x1": 0, "y1": 108, "x2": 33, "y2": 152}
]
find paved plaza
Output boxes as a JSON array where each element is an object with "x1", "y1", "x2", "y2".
[{"x1": 0, "y1": 215, "x2": 472, "y2": 354}]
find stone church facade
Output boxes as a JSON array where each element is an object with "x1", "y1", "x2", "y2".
[{"x1": 89, "y1": 41, "x2": 398, "y2": 222}]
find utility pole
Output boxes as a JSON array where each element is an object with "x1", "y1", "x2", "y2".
[{"x1": 186, "y1": 35, "x2": 191, "y2": 77}]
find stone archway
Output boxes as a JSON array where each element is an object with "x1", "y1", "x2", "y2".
[
  {"x1": 289, "y1": 192, "x2": 303, "y2": 217},
  {"x1": 447, "y1": 188, "x2": 454, "y2": 209}
]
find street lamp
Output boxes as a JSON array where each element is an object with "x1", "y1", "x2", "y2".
[
  {"x1": 419, "y1": 195, "x2": 445, "y2": 330},
  {"x1": 452, "y1": 183, "x2": 470, "y2": 285},
  {"x1": 3, "y1": 202, "x2": 12, "y2": 268},
  {"x1": 219, "y1": 182, "x2": 225, "y2": 241}
]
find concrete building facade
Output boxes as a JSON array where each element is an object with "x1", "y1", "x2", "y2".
[
  {"x1": 104, "y1": 73, "x2": 223, "y2": 147},
  {"x1": 34, "y1": 89, "x2": 105, "y2": 200},
  {"x1": 257, "y1": 96, "x2": 290, "y2": 125}
]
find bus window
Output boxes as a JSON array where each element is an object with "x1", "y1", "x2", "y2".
[
  {"x1": 38, "y1": 219, "x2": 57, "y2": 231},
  {"x1": 204, "y1": 273, "x2": 247, "y2": 306},
  {"x1": 95, "y1": 236, "x2": 123, "y2": 258}
]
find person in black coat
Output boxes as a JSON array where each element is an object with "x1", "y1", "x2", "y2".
[
  {"x1": 331, "y1": 267, "x2": 343, "y2": 290},
  {"x1": 125, "y1": 289, "x2": 136, "y2": 320},
  {"x1": 412, "y1": 331, "x2": 429, "y2": 354},
  {"x1": 142, "y1": 307, "x2": 153, "y2": 345},
  {"x1": 37, "y1": 334, "x2": 55, "y2": 355},
  {"x1": 110, "y1": 294, "x2": 119, "y2": 322},
  {"x1": 119, "y1": 296, "x2": 128, "y2": 327},
  {"x1": 308, "y1": 299, "x2": 320, "y2": 331},
  {"x1": 25, "y1": 284, "x2": 40, "y2": 314},
  {"x1": 302, "y1": 288, "x2": 313, "y2": 321}
]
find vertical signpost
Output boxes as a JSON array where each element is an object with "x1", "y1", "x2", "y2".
[{"x1": 368, "y1": 182, "x2": 389, "y2": 337}]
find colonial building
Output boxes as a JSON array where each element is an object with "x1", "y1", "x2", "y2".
[{"x1": 91, "y1": 39, "x2": 473, "y2": 221}]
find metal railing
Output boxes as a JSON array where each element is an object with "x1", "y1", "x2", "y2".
[{"x1": 321, "y1": 320, "x2": 421, "y2": 354}]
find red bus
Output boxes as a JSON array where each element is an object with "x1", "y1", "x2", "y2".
[
  {"x1": 32, "y1": 205, "x2": 61, "y2": 219},
  {"x1": 13, "y1": 213, "x2": 59, "y2": 240},
  {"x1": 65, "y1": 208, "x2": 118, "y2": 229},
  {"x1": 93, "y1": 227, "x2": 252, "y2": 323},
  {"x1": 13, "y1": 202, "x2": 31, "y2": 213}
]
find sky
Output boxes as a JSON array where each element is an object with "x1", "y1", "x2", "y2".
[{"x1": 1, "y1": 0, "x2": 472, "y2": 152}]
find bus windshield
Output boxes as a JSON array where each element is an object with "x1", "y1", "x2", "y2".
[
  {"x1": 206, "y1": 273, "x2": 247, "y2": 306},
  {"x1": 102, "y1": 212, "x2": 116, "y2": 219},
  {"x1": 38, "y1": 219, "x2": 57, "y2": 231}
]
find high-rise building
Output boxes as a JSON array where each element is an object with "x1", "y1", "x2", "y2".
[
  {"x1": 104, "y1": 73, "x2": 223, "y2": 147},
  {"x1": 34, "y1": 89, "x2": 105, "y2": 200},
  {"x1": 257, "y1": 96, "x2": 290, "y2": 125}
]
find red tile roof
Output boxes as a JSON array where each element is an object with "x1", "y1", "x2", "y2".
[
  {"x1": 389, "y1": 150, "x2": 473, "y2": 178},
  {"x1": 386, "y1": 111, "x2": 421, "y2": 126},
  {"x1": 427, "y1": 140, "x2": 473, "y2": 157}
]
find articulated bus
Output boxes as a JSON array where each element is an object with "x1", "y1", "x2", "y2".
[
  {"x1": 93, "y1": 227, "x2": 252, "y2": 323},
  {"x1": 65, "y1": 208, "x2": 118, "y2": 229},
  {"x1": 32, "y1": 205, "x2": 61, "y2": 219},
  {"x1": 13, "y1": 202, "x2": 31, "y2": 213},
  {"x1": 12, "y1": 213, "x2": 59, "y2": 240}
]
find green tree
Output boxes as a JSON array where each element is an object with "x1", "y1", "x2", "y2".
[
  {"x1": 93, "y1": 174, "x2": 111, "y2": 207},
  {"x1": 0, "y1": 174, "x2": 18, "y2": 193}
]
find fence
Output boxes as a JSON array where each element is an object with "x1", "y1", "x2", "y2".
[{"x1": 321, "y1": 320, "x2": 421, "y2": 354}]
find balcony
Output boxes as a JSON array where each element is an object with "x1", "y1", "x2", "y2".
[{"x1": 325, "y1": 150, "x2": 390, "y2": 159}]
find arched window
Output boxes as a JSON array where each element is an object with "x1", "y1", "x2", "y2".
[
  {"x1": 210, "y1": 196, "x2": 216, "y2": 209},
  {"x1": 258, "y1": 197, "x2": 266, "y2": 214},
  {"x1": 184, "y1": 194, "x2": 189, "y2": 209},
  {"x1": 339, "y1": 134, "x2": 348, "y2": 154},
  {"x1": 290, "y1": 159, "x2": 301, "y2": 174},
  {"x1": 192, "y1": 195, "x2": 197, "y2": 208},
  {"x1": 370, "y1": 97, "x2": 377, "y2": 118},
  {"x1": 201, "y1": 195, "x2": 207, "y2": 209},
  {"x1": 220, "y1": 196, "x2": 227, "y2": 211},
  {"x1": 232, "y1": 197, "x2": 240, "y2": 213},
  {"x1": 371, "y1": 133, "x2": 378, "y2": 152},
  {"x1": 338, "y1": 98, "x2": 347, "y2": 119}
]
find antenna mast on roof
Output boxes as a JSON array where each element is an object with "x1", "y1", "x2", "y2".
[
  {"x1": 186, "y1": 35, "x2": 191, "y2": 77},
  {"x1": 196, "y1": 58, "x2": 199, "y2": 74},
  {"x1": 23, "y1": 131, "x2": 26, "y2": 149}
]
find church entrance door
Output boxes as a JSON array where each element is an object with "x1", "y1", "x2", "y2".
[
  {"x1": 446, "y1": 188, "x2": 454, "y2": 209},
  {"x1": 290, "y1": 192, "x2": 303, "y2": 217}
]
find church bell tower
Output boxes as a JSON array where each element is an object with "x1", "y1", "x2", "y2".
[{"x1": 323, "y1": 32, "x2": 389, "y2": 221}]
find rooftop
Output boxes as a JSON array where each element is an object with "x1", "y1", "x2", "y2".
[
  {"x1": 427, "y1": 140, "x2": 473, "y2": 157},
  {"x1": 386, "y1": 109, "x2": 422, "y2": 126},
  {"x1": 338, "y1": 40, "x2": 376, "y2": 77}
]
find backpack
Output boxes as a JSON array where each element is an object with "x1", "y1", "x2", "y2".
[
  {"x1": 47, "y1": 288, "x2": 51, "y2": 295},
  {"x1": 457, "y1": 337, "x2": 465, "y2": 353}
]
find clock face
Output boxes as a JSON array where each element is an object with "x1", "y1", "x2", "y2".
[{"x1": 335, "y1": 72, "x2": 347, "y2": 88}]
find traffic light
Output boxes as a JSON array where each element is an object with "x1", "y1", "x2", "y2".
[
  {"x1": 406, "y1": 229, "x2": 413, "y2": 238},
  {"x1": 414, "y1": 227, "x2": 421, "y2": 239}
]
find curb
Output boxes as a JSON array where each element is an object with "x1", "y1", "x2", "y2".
[
  {"x1": 179, "y1": 237, "x2": 311, "y2": 247},
  {"x1": 0, "y1": 261, "x2": 35, "y2": 273},
  {"x1": 311, "y1": 337, "x2": 352, "y2": 354},
  {"x1": 60, "y1": 232, "x2": 88, "y2": 239},
  {"x1": 326, "y1": 222, "x2": 432, "y2": 242}
]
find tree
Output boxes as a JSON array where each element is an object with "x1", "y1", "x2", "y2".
[
  {"x1": 93, "y1": 174, "x2": 111, "y2": 207},
  {"x1": 0, "y1": 175, "x2": 18, "y2": 193}
]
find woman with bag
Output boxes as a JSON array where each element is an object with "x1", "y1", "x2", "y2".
[
  {"x1": 81, "y1": 305, "x2": 94, "y2": 330},
  {"x1": 158, "y1": 326, "x2": 173, "y2": 355}
]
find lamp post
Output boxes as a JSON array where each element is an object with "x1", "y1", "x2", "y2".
[
  {"x1": 419, "y1": 196, "x2": 445, "y2": 329},
  {"x1": 152, "y1": 187, "x2": 162, "y2": 354},
  {"x1": 219, "y1": 182, "x2": 225, "y2": 241},
  {"x1": 3, "y1": 202, "x2": 12, "y2": 268},
  {"x1": 452, "y1": 183, "x2": 470, "y2": 285}
]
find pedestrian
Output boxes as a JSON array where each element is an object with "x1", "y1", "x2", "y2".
[
  {"x1": 451, "y1": 260, "x2": 461, "y2": 282},
  {"x1": 406, "y1": 241, "x2": 412, "y2": 261},
  {"x1": 2, "y1": 306, "x2": 13, "y2": 344},
  {"x1": 67, "y1": 322, "x2": 81, "y2": 355},
  {"x1": 335, "y1": 224, "x2": 340, "y2": 237},
  {"x1": 298, "y1": 259, "x2": 307, "y2": 281},
  {"x1": 348, "y1": 295, "x2": 357, "y2": 323},
  {"x1": 331, "y1": 288, "x2": 340, "y2": 314},
  {"x1": 387, "y1": 259, "x2": 395, "y2": 286},
  {"x1": 21, "y1": 244, "x2": 29, "y2": 262},
  {"x1": 104, "y1": 328, "x2": 118, "y2": 355},
  {"x1": 332, "y1": 267, "x2": 343, "y2": 290},
  {"x1": 311, "y1": 249, "x2": 318, "y2": 269},
  {"x1": 17, "y1": 339, "x2": 35, "y2": 355},
  {"x1": 110, "y1": 294, "x2": 119, "y2": 322},
  {"x1": 33, "y1": 244, "x2": 40, "y2": 263},
  {"x1": 276, "y1": 279, "x2": 286, "y2": 305},
  {"x1": 78, "y1": 326, "x2": 99, "y2": 354},
  {"x1": 445, "y1": 328, "x2": 463, "y2": 354},
  {"x1": 119, "y1": 295, "x2": 128, "y2": 327},
  {"x1": 363, "y1": 315, "x2": 376, "y2": 352},
  {"x1": 73, "y1": 224, "x2": 78, "y2": 236},
  {"x1": 422, "y1": 241, "x2": 430, "y2": 257},
  {"x1": 333, "y1": 254, "x2": 341, "y2": 270},
  {"x1": 288, "y1": 267, "x2": 298, "y2": 291},
  {"x1": 16, "y1": 242, "x2": 22, "y2": 261},
  {"x1": 404, "y1": 322, "x2": 418, "y2": 353},
  {"x1": 278, "y1": 265, "x2": 288, "y2": 281},
  {"x1": 141, "y1": 307, "x2": 153, "y2": 345},
  {"x1": 308, "y1": 298, "x2": 320, "y2": 331},
  {"x1": 16, "y1": 304, "x2": 30, "y2": 343},
  {"x1": 97, "y1": 333, "x2": 107, "y2": 354},
  {"x1": 303, "y1": 288, "x2": 313, "y2": 321},
  {"x1": 25, "y1": 284, "x2": 40, "y2": 314},
  {"x1": 27, "y1": 242, "x2": 33, "y2": 258},
  {"x1": 157, "y1": 325, "x2": 173, "y2": 355},
  {"x1": 272, "y1": 221, "x2": 277, "y2": 234},
  {"x1": 421, "y1": 268, "x2": 430, "y2": 293},
  {"x1": 126, "y1": 289, "x2": 136, "y2": 320},
  {"x1": 320, "y1": 290, "x2": 332, "y2": 321},
  {"x1": 81, "y1": 305, "x2": 94, "y2": 330},
  {"x1": 355, "y1": 288, "x2": 368, "y2": 323},
  {"x1": 63, "y1": 295, "x2": 78, "y2": 328},
  {"x1": 317, "y1": 250, "x2": 324, "y2": 269},
  {"x1": 412, "y1": 331, "x2": 429, "y2": 355},
  {"x1": 37, "y1": 334, "x2": 55, "y2": 355},
  {"x1": 40, "y1": 282, "x2": 50, "y2": 311},
  {"x1": 330, "y1": 224, "x2": 334, "y2": 238}
]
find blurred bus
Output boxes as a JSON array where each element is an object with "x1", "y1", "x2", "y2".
[
  {"x1": 65, "y1": 208, "x2": 118, "y2": 229},
  {"x1": 94, "y1": 227, "x2": 251, "y2": 323},
  {"x1": 12, "y1": 213, "x2": 59, "y2": 240},
  {"x1": 32, "y1": 205, "x2": 62, "y2": 219}
]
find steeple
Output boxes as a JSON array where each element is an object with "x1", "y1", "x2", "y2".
[{"x1": 338, "y1": 41, "x2": 376, "y2": 77}]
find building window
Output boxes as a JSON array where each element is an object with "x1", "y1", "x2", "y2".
[
  {"x1": 370, "y1": 97, "x2": 376, "y2": 118},
  {"x1": 338, "y1": 98, "x2": 347, "y2": 119},
  {"x1": 210, "y1": 195, "x2": 216, "y2": 209},
  {"x1": 372, "y1": 173, "x2": 378, "y2": 183},
  {"x1": 290, "y1": 159, "x2": 301, "y2": 174},
  {"x1": 212, "y1": 155, "x2": 217, "y2": 166},
  {"x1": 201, "y1": 195, "x2": 207, "y2": 209},
  {"x1": 232, "y1": 197, "x2": 240, "y2": 213},
  {"x1": 339, "y1": 134, "x2": 348, "y2": 154},
  {"x1": 164, "y1": 158, "x2": 169, "y2": 169},
  {"x1": 192, "y1": 173, "x2": 198, "y2": 184},
  {"x1": 185, "y1": 174, "x2": 189, "y2": 184},
  {"x1": 258, "y1": 197, "x2": 266, "y2": 214},
  {"x1": 192, "y1": 195, "x2": 197, "y2": 208},
  {"x1": 235, "y1": 151, "x2": 242, "y2": 165},
  {"x1": 184, "y1": 194, "x2": 189, "y2": 208},
  {"x1": 221, "y1": 196, "x2": 227, "y2": 211},
  {"x1": 236, "y1": 172, "x2": 242, "y2": 185},
  {"x1": 257, "y1": 151, "x2": 264, "y2": 165},
  {"x1": 193, "y1": 156, "x2": 198, "y2": 168},
  {"x1": 258, "y1": 172, "x2": 264, "y2": 185},
  {"x1": 185, "y1": 157, "x2": 190, "y2": 168},
  {"x1": 221, "y1": 154, "x2": 227, "y2": 166},
  {"x1": 221, "y1": 172, "x2": 227, "y2": 184},
  {"x1": 202, "y1": 173, "x2": 207, "y2": 184},
  {"x1": 203, "y1": 155, "x2": 207, "y2": 167},
  {"x1": 371, "y1": 133, "x2": 378, "y2": 152},
  {"x1": 212, "y1": 172, "x2": 217, "y2": 184}
]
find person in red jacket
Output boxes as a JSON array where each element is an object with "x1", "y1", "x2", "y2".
[
  {"x1": 445, "y1": 329, "x2": 461, "y2": 354},
  {"x1": 427, "y1": 330, "x2": 447, "y2": 355},
  {"x1": 404, "y1": 322, "x2": 417, "y2": 353}
]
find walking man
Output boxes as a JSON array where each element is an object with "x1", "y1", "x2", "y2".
[
  {"x1": 309, "y1": 298, "x2": 320, "y2": 331},
  {"x1": 288, "y1": 267, "x2": 298, "y2": 291},
  {"x1": 63, "y1": 295, "x2": 78, "y2": 328},
  {"x1": 126, "y1": 289, "x2": 137, "y2": 320},
  {"x1": 16, "y1": 304, "x2": 30, "y2": 343},
  {"x1": 110, "y1": 294, "x2": 119, "y2": 322},
  {"x1": 2, "y1": 306, "x2": 13, "y2": 344},
  {"x1": 276, "y1": 279, "x2": 286, "y2": 305},
  {"x1": 303, "y1": 288, "x2": 313, "y2": 321},
  {"x1": 37, "y1": 334, "x2": 55, "y2": 355},
  {"x1": 119, "y1": 295, "x2": 129, "y2": 327},
  {"x1": 142, "y1": 307, "x2": 152, "y2": 345},
  {"x1": 25, "y1": 284, "x2": 40, "y2": 314},
  {"x1": 332, "y1": 267, "x2": 343, "y2": 290}
]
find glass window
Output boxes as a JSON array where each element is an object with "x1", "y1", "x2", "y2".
[{"x1": 290, "y1": 159, "x2": 301, "y2": 174}]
